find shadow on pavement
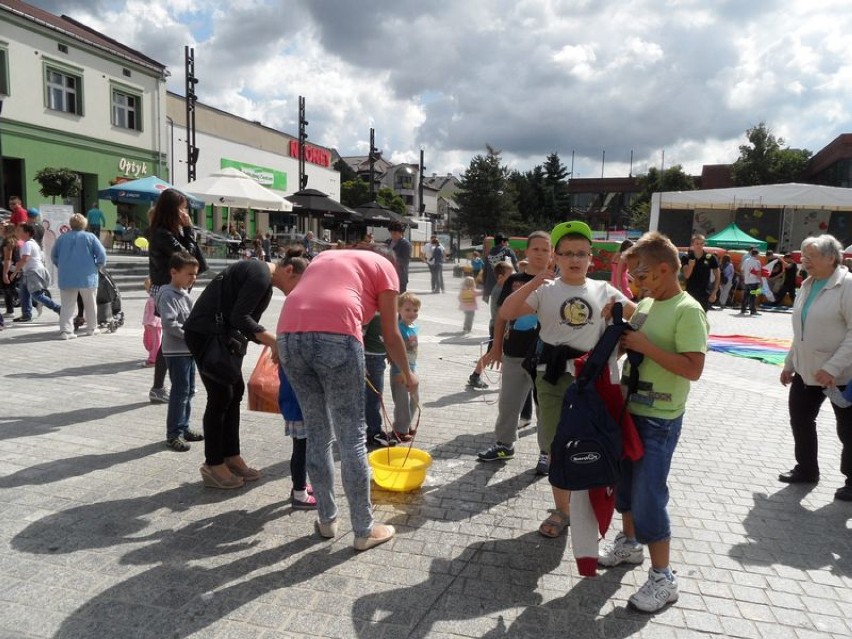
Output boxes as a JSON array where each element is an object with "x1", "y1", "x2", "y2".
[
  {"x1": 729, "y1": 485, "x2": 852, "y2": 578},
  {"x1": 0, "y1": 402, "x2": 151, "y2": 441},
  {"x1": 0, "y1": 442, "x2": 164, "y2": 488},
  {"x1": 6, "y1": 359, "x2": 141, "y2": 378},
  {"x1": 353, "y1": 531, "x2": 568, "y2": 638}
]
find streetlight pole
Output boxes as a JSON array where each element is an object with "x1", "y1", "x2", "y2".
[{"x1": 0, "y1": 99, "x2": 5, "y2": 210}]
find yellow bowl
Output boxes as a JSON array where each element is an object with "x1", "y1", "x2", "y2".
[{"x1": 368, "y1": 447, "x2": 432, "y2": 492}]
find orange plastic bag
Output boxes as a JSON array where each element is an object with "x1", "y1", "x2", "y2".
[{"x1": 247, "y1": 346, "x2": 280, "y2": 413}]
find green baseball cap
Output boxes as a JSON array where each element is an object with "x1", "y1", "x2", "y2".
[{"x1": 551, "y1": 220, "x2": 593, "y2": 246}]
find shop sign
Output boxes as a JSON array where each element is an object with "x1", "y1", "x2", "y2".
[
  {"x1": 220, "y1": 158, "x2": 287, "y2": 191},
  {"x1": 118, "y1": 158, "x2": 149, "y2": 178},
  {"x1": 288, "y1": 141, "x2": 331, "y2": 168}
]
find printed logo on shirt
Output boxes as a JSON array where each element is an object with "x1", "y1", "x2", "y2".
[
  {"x1": 625, "y1": 380, "x2": 672, "y2": 406},
  {"x1": 559, "y1": 296, "x2": 594, "y2": 329}
]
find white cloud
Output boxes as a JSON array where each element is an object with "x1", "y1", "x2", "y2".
[{"x1": 25, "y1": 0, "x2": 852, "y2": 179}]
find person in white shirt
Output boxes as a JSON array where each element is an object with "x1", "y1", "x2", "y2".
[{"x1": 739, "y1": 247, "x2": 763, "y2": 316}]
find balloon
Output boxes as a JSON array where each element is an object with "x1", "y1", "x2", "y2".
[{"x1": 134, "y1": 236, "x2": 149, "y2": 250}]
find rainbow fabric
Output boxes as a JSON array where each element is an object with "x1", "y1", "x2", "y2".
[{"x1": 708, "y1": 334, "x2": 791, "y2": 366}]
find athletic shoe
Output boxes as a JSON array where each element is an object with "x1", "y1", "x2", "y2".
[
  {"x1": 598, "y1": 532, "x2": 645, "y2": 567},
  {"x1": 390, "y1": 430, "x2": 413, "y2": 443},
  {"x1": 149, "y1": 388, "x2": 170, "y2": 404},
  {"x1": 368, "y1": 432, "x2": 396, "y2": 447},
  {"x1": 466, "y1": 375, "x2": 489, "y2": 390},
  {"x1": 83, "y1": 328, "x2": 100, "y2": 337},
  {"x1": 535, "y1": 452, "x2": 549, "y2": 476},
  {"x1": 477, "y1": 443, "x2": 514, "y2": 462},
  {"x1": 13, "y1": 316, "x2": 32, "y2": 323},
  {"x1": 519, "y1": 417, "x2": 532, "y2": 428},
  {"x1": 628, "y1": 569, "x2": 679, "y2": 613},
  {"x1": 35, "y1": 303, "x2": 43, "y2": 317},
  {"x1": 183, "y1": 430, "x2": 204, "y2": 442},
  {"x1": 58, "y1": 332, "x2": 77, "y2": 340},
  {"x1": 166, "y1": 436, "x2": 190, "y2": 452}
]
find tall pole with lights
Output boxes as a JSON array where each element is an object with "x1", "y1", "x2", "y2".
[
  {"x1": 418, "y1": 149, "x2": 425, "y2": 221},
  {"x1": 184, "y1": 46, "x2": 199, "y2": 183},
  {"x1": 368, "y1": 128, "x2": 380, "y2": 201},
  {"x1": 0, "y1": 99, "x2": 5, "y2": 210},
  {"x1": 298, "y1": 96, "x2": 308, "y2": 190}
]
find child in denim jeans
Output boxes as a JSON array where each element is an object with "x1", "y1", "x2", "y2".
[
  {"x1": 156, "y1": 252, "x2": 203, "y2": 452},
  {"x1": 364, "y1": 314, "x2": 393, "y2": 447},
  {"x1": 597, "y1": 231, "x2": 709, "y2": 613},
  {"x1": 391, "y1": 292, "x2": 420, "y2": 442}
]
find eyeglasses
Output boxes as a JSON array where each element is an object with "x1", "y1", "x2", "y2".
[{"x1": 555, "y1": 250, "x2": 590, "y2": 259}]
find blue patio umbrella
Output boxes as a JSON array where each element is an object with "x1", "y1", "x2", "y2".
[{"x1": 97, "y1": 176, "x2": 206, "y2": 209}]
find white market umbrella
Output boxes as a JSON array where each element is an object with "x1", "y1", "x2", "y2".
[{"x1": 179, "y1": 167, "x2": 293, "y2": 211}]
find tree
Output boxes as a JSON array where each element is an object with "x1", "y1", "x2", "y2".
[
  {"x1": 730, "y1": 122, "x2": 812, "y2": 186},
  {"x1": 541, "y1": 152, "x2": 571, "y2": 224},
  {"x1": 339, "y1": 178, "x2": 371, "y2": 208},
  {"x1": 456, "y1": 145, "x2": 515, "y2": 241},
  {"x1": 34, "y1": 167, "x2": 81, "y2": 203},
  {"x1": 629, "y1": 165, "x2": 696, "y2": 231},
  {"x1": 333, "y1": 158, "x2": 358, "y2": 183},
  {"x1": 376, "y1": 187, "x2": 407, "y2": 215}
]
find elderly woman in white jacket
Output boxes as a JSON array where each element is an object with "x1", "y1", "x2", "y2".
[{"x1": 779, "y1": 234, "x2": 852, "y2": 501}]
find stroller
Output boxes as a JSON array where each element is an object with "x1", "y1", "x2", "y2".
[{"x1": 96, "y1": 267, "x2": 124, "y2": 332}]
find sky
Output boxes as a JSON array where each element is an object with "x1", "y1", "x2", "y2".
[{"x1": 27, "y1": 0, "x2": 852, "y2": 181}]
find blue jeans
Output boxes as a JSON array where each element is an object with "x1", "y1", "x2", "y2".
[
  {"x1": 165, "y1": 355, "x2": 196, "y2": 440},
  {"x1": 615, "y1": 413, "x2": 683, "y2": 544},
  {"x1": 364, "y1": 353, "x2": 386, "y2": 438},
  {"x1": 279, "y1": 332, "x2": 373, "y2": 537},
  {"x1": 17, "y1": 280, "x2": 32, "y2": 318},
  {"x1": 30, "y1": 288, "x2": 60, "y2": 314}
]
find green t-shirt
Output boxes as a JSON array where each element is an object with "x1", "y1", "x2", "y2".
[
  {"x1": 363, "y1": 314, "x2": 385, "y2": 355},
  {"x1": 622, "y1": 292, "x2": 709, "y2": 419}
]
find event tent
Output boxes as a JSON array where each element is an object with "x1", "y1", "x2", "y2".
[{"x1": 705, "y1": 223, "x2": 767, "y2": 251}]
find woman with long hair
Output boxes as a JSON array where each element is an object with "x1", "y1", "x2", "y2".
[{"x1": 147, "y1": 189, "x2": 208, "y2": 403}]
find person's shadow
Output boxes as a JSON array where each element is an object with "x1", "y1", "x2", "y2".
[
  {"x1": 0, "y1": 402, "x2": 152, "y2": 441},
  {"x1": 352, "y1": 531, "x2": 568, "y2": 638},
  {"x1": 729, "y1": 485, "x2": 852, "y2": 577}
]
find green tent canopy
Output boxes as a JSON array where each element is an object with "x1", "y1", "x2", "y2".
[{"x1": 705, "y1": 223, "x2": 768, "y2": 251}]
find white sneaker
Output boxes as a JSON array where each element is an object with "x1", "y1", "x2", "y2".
[
  {"x1": 598, "y1": 532, "x2": 644, "y2": 567},
  {"x1": 35, "y1": 302, "x2": 43, "y2": 317},
  {"x1": 58, "y1": 332, "x2": 77, "y2": 340},
  {"x1": 629, "y1": 569, "x2": 679, "y2": 612}
]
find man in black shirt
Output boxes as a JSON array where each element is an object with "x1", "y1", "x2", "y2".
[
  {"x1": 482, "y1": 233, "x2": 518, "y2": 302},
  {"x1": 680, "y1": 234, "x2": 719, "y2": 311}
]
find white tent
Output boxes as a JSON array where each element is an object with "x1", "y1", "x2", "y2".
[
  {"x1": 650, "y1": 183, "x2": 852, "y2": 250},
  {"x1": 178, "y1": 168, "x2": 293, "y2": 211}
]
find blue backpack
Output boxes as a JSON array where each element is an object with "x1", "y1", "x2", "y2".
[{"x1": 548, "y1": 303, "x2": 643, "y2": 491}]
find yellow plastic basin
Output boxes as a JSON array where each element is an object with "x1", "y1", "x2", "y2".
[{"x1": 368, "y1": 447, "x2": 432, "y2": 492}]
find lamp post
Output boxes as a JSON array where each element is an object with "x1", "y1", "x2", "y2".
[
  {"x1": 185, "y1": 46, "x2": 199, "y2": 183},
  {"x1": 298, "y1": 96, "x2": 308, "y2": 190}
]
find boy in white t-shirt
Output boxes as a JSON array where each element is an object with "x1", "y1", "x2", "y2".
[{"x1": 500, "y1": 221, "x2": 635, "y2": 539}]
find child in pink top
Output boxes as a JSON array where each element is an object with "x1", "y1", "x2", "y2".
[
  {"x1": 142, "y1": 278, "x2": 161, "y2": 367},
  {"x1": 610, "y1": 239, "x2": 635, "y2": 300}
]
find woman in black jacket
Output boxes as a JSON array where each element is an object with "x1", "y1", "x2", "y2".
[
  {"x1": 146, "y1": 189, "x2": 207, "y2": 403},
  {"x1": 184, "y1": 249, "x2": 307, "y2": 489}
]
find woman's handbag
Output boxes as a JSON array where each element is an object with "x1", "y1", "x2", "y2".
[{"x1": 196, "y1": 272, "x2": 249, "y2": 385}]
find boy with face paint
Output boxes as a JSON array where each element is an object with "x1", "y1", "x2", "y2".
[{"x1": 598, "y1": 231, "x2": 708, "y2": 613}]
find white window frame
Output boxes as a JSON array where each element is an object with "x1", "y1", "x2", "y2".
[
  {"x1": 111, "y1": 87, "x2": 142, "y2": 131},
  {"x1": 44, "y1": 61, "x2": 83, "y2": 115}
]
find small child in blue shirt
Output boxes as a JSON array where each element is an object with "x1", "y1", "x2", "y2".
[
  {"x1": 391, "y1": 292, "x2": 420, "y2": 442},
  {"x1": 155, "y1": 251, "x2": 203, "y2": 452}
]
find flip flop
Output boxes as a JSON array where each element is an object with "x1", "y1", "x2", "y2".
[{"x1": 538, "y1": 510, "x2": 570, "y2": 538}]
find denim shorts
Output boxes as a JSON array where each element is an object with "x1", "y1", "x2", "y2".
[{"x1": 615, "y1": 413, "x2": 683, "y2": 544}]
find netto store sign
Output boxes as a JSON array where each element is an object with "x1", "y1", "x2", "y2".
[
  {"x1": 220, "y1": 158, "x2": 287, "y2": 191},
  {"x1": 288, "y1": 141, "x2": 331, "y2": 168}
]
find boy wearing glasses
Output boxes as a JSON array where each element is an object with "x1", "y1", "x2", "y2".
[{"x1": 501, "y1": 221, "x2": 635, "y2": 539}]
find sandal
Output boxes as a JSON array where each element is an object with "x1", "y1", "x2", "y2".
[
  {"x1": 291, "y1": 489, "x2": 317, "y2": 510},
  {"x1": 538, "y1": 510, "x2": 570, "y2": 538}
]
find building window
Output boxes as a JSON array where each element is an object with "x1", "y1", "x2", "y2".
[
  {"x1": 0, "y1": 48, "x2": 8, "y2": 96},
  {"x1": 112, "y1": 89, "x2": 141, "y2": 130},
  {"x1": 46, "y1": 67, "x2": 81, "y2": 114}
]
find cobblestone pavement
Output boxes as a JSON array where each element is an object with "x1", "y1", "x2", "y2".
[{"x1": 1, "y1": 267, "x2": 850, "y2": 639}]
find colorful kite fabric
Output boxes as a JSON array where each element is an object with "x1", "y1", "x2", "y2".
[{"x1": 708, "y1": 334, "x2": 791, "y2": 366}]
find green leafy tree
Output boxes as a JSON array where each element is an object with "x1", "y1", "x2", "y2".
[
  {"x1": 629, "y1": 165, "x2": 696, "y2": 231},
  {"x1": 34, "y1": 167, "x2": 81, "y2": 203},
  {"x1": 333, "y1": 158, "x2": 358, "y2": 183},
  {"x1": 456, "y1": 145, "x2": 515, "y2": 241},
  {"x1": 339, "y1": 178, "x2": 371, "y2": 208},
  {"x1": 731, "y1": 122, "x2": 812, "y2": 185},
  {"x1": 376, "y1": 187, "x2": 407, "y2": 215}
]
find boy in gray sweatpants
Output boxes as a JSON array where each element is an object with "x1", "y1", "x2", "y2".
[{"x1": 476, "y1": 231, "x2": 552, "y2": 474}]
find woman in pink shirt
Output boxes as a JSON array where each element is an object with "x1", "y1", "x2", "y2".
[{"x1": 278, "y1": 246, "x2": 418, "y2": 551}]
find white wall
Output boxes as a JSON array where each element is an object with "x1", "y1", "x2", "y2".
[
  {"x1": 1, "y1": 15, "x2": 165, "y2": 155},
  {"x1": 169, "y1": 123, "x2": 340, "y2": 199}
]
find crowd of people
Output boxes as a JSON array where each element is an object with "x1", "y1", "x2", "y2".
[{"x1": 3, "y1": 190, "x2": 850, "y2": 613}]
